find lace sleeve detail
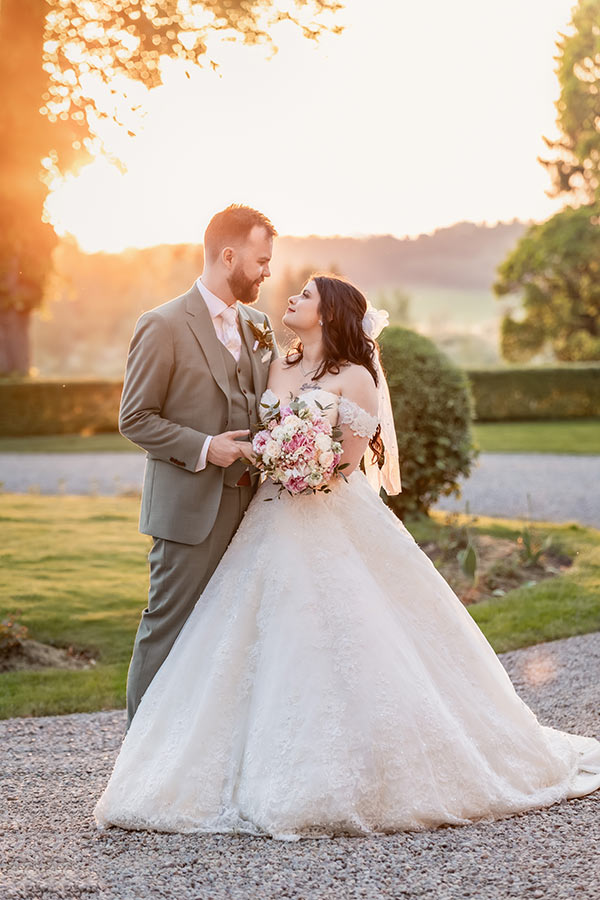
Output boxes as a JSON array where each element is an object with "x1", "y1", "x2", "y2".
[{"x1": 338, "y1": 397, "x2": 379, "y2": 439}]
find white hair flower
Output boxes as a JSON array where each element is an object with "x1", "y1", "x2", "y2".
[{"x1": 362, "y1": 303, "x2": 389, "y2": 340}]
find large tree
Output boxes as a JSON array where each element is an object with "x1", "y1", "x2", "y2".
[
  {"x1": 495, "y1": 0, "x2": 600, "y2": 362},
  {"x1": 0, "y1": 0, "x2": 343, "y2": 375},
  {"x1": 494, "y1": 205, "x2": 600, "y2": 362},
  {"x1": 539, "y1": 0, "x2": 600, "y2": 204}
]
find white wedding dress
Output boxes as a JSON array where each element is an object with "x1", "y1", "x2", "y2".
[{"x1": 94, "y1": 388, "x2": 600, "y2": 840}]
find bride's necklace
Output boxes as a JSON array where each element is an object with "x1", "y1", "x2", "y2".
[{"x1": 299, "y1": 357, "x2": 322, "y2": 379}]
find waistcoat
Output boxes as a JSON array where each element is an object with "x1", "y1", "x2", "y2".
[{"x1": 217, "y1": 331, "x2": 257, "y2": 487}]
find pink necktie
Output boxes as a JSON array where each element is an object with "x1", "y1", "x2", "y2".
[{"x1": 219, "y1": 305, "x2": 242, "y2": 362}]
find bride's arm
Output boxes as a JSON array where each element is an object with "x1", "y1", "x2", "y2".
[{"x1": 336, "y1": 365, "x2": 379, "y2": 477}]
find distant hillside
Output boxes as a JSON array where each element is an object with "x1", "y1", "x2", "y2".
[
  {"x1": 32, "y1": 220, "x2": 529, "y2": 375},
  {"x1": 271, "y1": 220, "x2": 528, "y2": 291}
]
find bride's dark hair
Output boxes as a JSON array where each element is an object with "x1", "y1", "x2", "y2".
[
  {"x1": 285, "y1": 272, "x2": 385, "y2": 467},
  {"x1": 286, "y1": 273, "x2": 378, "y2": 384}
]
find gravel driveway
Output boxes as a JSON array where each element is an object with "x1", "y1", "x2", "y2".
[
  {"x1": 2, "y1": 631, "x2": 600, "y2": 900},
  {"x1": 434, "y1": 453, "x2": 600, "y2": 528},
  {"x1": 1, "y1": 451, "x2": 599, "y2": 527}
]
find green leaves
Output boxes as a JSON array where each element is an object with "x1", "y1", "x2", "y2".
[
  {"x1": 540, "y1": 0, "x2": 600, "y2": 204},
  {"x1": 458, "y1": 541, "x2": 478, "y2": 583},
  {"x1": 495, "y1": 1, "x2": 600, "y2": 364},
  {"x1": 494, "y1": 205, "x2": 600, "y2": 362}
]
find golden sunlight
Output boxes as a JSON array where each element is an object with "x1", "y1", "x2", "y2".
[{"x1": 44, "y1": 0, "x2": 575, "y2": 252}]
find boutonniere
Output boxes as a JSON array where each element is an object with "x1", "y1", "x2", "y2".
[{"x1": 247, "y1": 320, "x2": 275, "y2": 363}]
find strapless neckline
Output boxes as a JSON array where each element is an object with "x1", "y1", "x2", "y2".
[
  {"x1": 259, "y1": 388, "x2": 379, "y2": 439},
  {"x1": 261, "y1": 387, "x2": 340, "y2": 407}
]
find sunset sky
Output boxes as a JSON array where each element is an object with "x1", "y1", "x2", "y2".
[{"x1": 45, "y1": 0, "x2": 577, "y2": 253}]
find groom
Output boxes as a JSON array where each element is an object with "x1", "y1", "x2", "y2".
[{"x1": 119, "y1": 204, "x2": 278, "y2": 728}]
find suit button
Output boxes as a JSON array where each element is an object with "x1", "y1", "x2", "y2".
[{"x1": 224, "y1": 420, "x2": 229, "y2": 427}]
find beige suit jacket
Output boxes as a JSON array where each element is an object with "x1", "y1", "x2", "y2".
[{"x1": 119, "y1": 283, "x2": 276, "y2": 544}]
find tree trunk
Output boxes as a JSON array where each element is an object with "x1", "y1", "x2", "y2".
[
  {"x1": 0, "y1": 308, "x2": 30, "y2": 375},
  {"x1": 0, "y1": 0, "x2": 56, "y2": 373}
]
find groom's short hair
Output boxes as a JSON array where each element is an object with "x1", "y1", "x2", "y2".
[{"x1": 204, "y1": 205, "x2": 277, "y2": 262}]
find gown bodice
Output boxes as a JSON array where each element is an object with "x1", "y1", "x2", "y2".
[{"x1": 259, "y1": 387, "x2": 379, "y2": 439}]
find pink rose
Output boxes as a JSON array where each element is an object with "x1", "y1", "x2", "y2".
[
  {"x1": 313, "y1": 418, "x2": 332, "y2": 435},
  {"x1": 285, "y1": 475, "x2": 309, "y2": 494},
  {"x1": 253, "y1": 431, "x2": 269, "y2": 454},
  {"x1": 284, "y1": 433, "x2": 314, "y2": 456}
]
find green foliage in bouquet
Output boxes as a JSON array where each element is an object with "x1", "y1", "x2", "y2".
[{"x1": 379, "y1": 327, "x2": 477, "y2": 518}]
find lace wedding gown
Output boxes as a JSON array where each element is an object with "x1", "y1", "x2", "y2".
[{"x1": 94, "y1": 388, "x2": 600, "y2": 840}]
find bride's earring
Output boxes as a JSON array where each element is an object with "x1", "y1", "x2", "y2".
[{"x1": 319, "y1": 319, "x2": 323, "y2": 326}]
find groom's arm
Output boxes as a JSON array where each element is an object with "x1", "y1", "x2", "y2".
[{"x1": 119, "y1": 311, "x2": 209, "y2": 471}]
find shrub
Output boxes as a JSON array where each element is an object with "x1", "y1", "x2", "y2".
[
  {"x1": 379, "y1": 327, "x2": 477, "y2": 517},
  {"x1": 466, "y1": 366, "x2": 600, "y2": 421},
  {"x1": 0, "y1": 615, "x2": 29, "y2": 652},
  {"x1": 0, "y1": 378, "x2": 122, "y2": 436}
]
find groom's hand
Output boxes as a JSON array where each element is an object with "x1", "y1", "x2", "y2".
[{"x1": 207, "y1": 430, "x2": 251, "y2": 467}]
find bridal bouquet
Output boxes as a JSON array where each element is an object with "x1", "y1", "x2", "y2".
[{"x1": 250, "y1": 392, "x2": 346, "y2": 496}]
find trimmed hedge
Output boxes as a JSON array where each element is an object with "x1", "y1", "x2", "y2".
[
  {"x1": 0, "y1": 379, "x2": 123, "y2": 437},
  {"x1": 467, "y1": 366, "x2": 600, "y2": 421},
  {"x1": 1, "y1": 363, "x2": 599, "y2": 438}
]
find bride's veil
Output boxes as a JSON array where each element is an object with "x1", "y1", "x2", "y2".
[{"x1": 362, "y1": 305, "x2": 402, "y2": 497}]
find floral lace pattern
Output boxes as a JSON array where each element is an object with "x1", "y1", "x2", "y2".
[
  {"x1": 261, "y1": 388, "x2": 379, "y2": 440},
  {"x1": 337, "y1": 396, "x2": 379, "y2": 438},
  {"x1": 93, "y1": 392, "x2": 600, "y2": 839}
]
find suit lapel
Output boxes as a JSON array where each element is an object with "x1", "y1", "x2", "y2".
[
  {"x1": 185, "y1": 285, "x2": 231, "y2": 412},
  {"x1": 237, "y1": 305, "x2": 269, "y2": 413}
]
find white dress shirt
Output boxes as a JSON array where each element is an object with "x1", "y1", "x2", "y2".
[{"x1": 194, "y1": 278, "x2": 241, "y2": 472}]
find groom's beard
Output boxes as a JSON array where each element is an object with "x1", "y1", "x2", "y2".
[{"x1": 227, "y1": 265, "x2": 262, "y2": 305}]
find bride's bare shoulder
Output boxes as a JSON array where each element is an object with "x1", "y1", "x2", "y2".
[
  {"x1": 269, "y1": 356, "x2": 286, "y2": 372},
  {"x1": 338, "y1": 363, "x2": 378, "y2": 414},
  {"x1": 338, "y1": 362, "x2": 376, "y2": 391},
  {"x1": 267, "y1": 353, "x2": 296, "y2": 390},
  {"x1": 270, "y1": 352, "x2": 299, "y2": 371}
]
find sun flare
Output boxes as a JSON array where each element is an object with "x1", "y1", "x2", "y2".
[{"x1": 44, "y1": 0, "x2": 574, "y2": 252}]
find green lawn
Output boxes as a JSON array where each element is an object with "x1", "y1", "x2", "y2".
[
  {"x1": 1, "y1": 494, "x2": 599, "y2": 719},
  {"x1": 0, "y1": 494, "x2": 149, "y2": 719},
  {"x1": 472, "y1": 418, "x2": 600, "y2": 454},
  {"x1": 1, "y1": 418, "x2": 599, "y2": 454}
]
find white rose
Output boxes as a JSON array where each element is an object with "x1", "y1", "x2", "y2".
[
  {"x1": 283, "y1": 414, "x2": 302, "y2": 430},
  {"x1": 271, "y1": 425, "x2": 284, "y2": 442},
  {"x1": 318, "y1": 450, "x2": 334, "y2": 469},
  {"x1": 315, "y1": 433, "x2": 331, "y2": 452},
  {"x1": 265, "y1": 439, "x2": 281, "y2": 459}
]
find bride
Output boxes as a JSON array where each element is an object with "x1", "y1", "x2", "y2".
[{"x1": 94, "y1": 274, "x2": 600, "y2": 840}]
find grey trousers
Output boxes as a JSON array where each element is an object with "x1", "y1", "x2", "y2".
[{"x1": 125, "y1": 482, "x2": 254, "y2": 729}]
